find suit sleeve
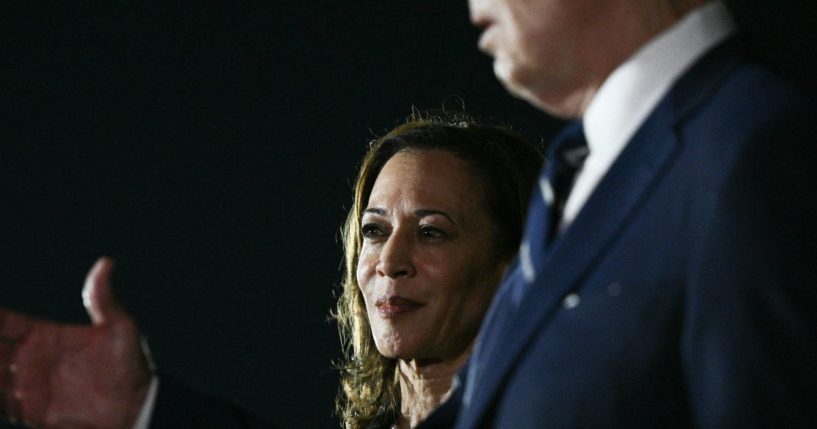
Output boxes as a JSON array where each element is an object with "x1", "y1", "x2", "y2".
[{"x1": 684, "y1": 105, "x2": 817, "y2": 428}]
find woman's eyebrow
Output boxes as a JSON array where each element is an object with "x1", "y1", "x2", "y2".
[
  {"x1": 415, "y1": 209, "x2": 455, "y2": 225},
  {"x1": 362, "y1": 208, "x2": 386, "y2": 216}
]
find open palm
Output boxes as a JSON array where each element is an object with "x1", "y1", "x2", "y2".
[{"x1": 1, "y1": 258, "x2": 152, "y2": 429}]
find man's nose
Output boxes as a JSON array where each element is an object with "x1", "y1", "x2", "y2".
[{"x1": 376, "y1": 230, "x2": 416, "y2": 279}]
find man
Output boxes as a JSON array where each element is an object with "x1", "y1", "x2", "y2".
[{"x1": 420, "y1": 0, "x2": 816, "y2": 427}]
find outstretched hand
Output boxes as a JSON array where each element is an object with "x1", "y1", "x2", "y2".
[{"x1": 0, "y1": 257, "x2": 152, "y2": 429}]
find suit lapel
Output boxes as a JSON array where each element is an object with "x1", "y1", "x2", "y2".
[
  {"x1": 457, "y1": 37, "x2": 748, "y2": 429},
  {"x1": 457, "y1": 105, "x2": 682, "y2": 429}
]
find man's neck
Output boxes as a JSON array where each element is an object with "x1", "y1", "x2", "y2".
[{"x1": 540, "y1": 0, "x2": 710, "y2": 118}]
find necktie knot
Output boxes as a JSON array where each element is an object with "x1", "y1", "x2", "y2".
[
  {"x1": 515, "y1": 120, "x2": 588, "y2": 291},
  {"x1": 560, "y1": 144, "x2": 590, "y2": 169},
  {"x1": 545, "y1": 120, "x2": 589, "y2": 223},
  {"x1": 547, "y1": 120, "x2": 588, "y2": 170}
]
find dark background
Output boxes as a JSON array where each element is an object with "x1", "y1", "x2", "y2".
[{"x1": 0, "y1": 1, "x2": 813, "y2": 428}]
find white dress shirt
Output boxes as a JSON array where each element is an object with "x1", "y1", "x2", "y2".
[{"x1": 561, "y1": 1, "x2": 736, "y2": 230}]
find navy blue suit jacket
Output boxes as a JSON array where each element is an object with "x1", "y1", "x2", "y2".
[{"x1": 422, "y1": 37, "x2": 817, "y2": 429}]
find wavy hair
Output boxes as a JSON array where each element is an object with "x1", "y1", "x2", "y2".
[{"x1": 333, "y1": 112, "x2": 543, "y2": 429}]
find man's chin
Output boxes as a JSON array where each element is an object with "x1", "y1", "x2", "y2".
[
  {"x1": 494, "y1": 63, "x2": 582, "y2": 118},
  {"x1": 495, "y1": 67, "x2": 542, "y2": 108},
  {"x1": 492, "y1": 58, "x2": 515, "y2": 89},
  {"x1": 495, "y1": 61, "x2": 535, "y2": 99}
]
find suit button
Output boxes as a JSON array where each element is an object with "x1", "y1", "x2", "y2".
[
  {"x1": 607, "y1": 282, "x2": 622, "y2": 297},
  {"x1": 562, "y1": 293, "x2": 581, "y2": 309}
]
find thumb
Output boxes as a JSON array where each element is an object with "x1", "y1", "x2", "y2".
[{"x1": 82, "y1": 257, "x2": 125, "y2": 325}]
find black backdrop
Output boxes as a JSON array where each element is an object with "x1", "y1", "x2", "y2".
[{"x1": 0, "y1": 1, "x2": 813, "y2": 428}]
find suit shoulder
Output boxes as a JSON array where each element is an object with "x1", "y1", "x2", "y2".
[{"x1": 669, "y1": 37, "x2": 812, "y2": 135}]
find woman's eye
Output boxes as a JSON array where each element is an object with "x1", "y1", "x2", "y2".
[
  {"x1": 419, "y1": 226, "x2": 447, "y2": 239},
  {"x1": 361, "y1": 224, "x2": 385, "y2": 239}
]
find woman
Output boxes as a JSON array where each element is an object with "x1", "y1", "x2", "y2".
[{"x1": 335, "y1": 114, "x2": 543, "y2": 429}]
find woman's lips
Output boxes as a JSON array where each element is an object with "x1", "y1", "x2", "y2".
[{"x1": 375, "y1": 296, "x2": 422, "y2": 318}]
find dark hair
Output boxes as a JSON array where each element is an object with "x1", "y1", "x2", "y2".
[{"x1": 334, "y1": 112, "x2": 543, "y2": 429}]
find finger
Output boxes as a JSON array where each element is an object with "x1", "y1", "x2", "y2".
[
  {"x1": 0, "y1": 341, "x2": 13, "y2": 391},
  {"x1": 0, "y1": 333, "x2": 16, "y2": 381},
  {"x1": 0, "y1": 361, "x2": 12, "y2": 421},
  {"x1": 0, "y1": 311, "x2": 32, "y2": 381},
  {"x1": 0, "y1": 310, "x2": 27, "y2": 422},
  {"x1": 2, "y1": 365, "x2": 20, "y2": 426},
  {"x1": 82, "y1": 257, "x2": 125, "y2": 326},
  {"x1": 12, "y1": 325, "x2": 55, "y2": 429}
]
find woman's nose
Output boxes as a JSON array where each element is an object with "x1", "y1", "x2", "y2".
[{"x1": 376, "y1": 230, "x2": 416, "y2": 279}]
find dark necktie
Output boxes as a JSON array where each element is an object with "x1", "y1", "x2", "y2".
[
  {"x1": 462, "y1": 121, "x2": 588, "y2": 408},
  {"x1": 512, "y1": 120, "x2": 588, "y2": 303}
]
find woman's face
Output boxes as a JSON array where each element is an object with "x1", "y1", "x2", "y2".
[{"x1": 356, "y1": 149, "x2": 509, "y2": 363}]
